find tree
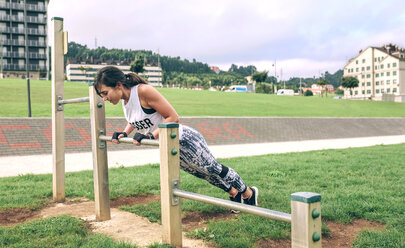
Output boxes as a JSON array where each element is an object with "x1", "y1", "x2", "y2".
[
  {"x1": 341, "y1": 76, "x2": 359, "y2": 96},
  {"x1": 130, "y1": 57, "x2": 145, "y2": 74},
  {"x1": 252, "y1": 71, "x2": 268, "y2": 84},
  {"x1": 317, "y1": 78, "x2": 328, "y2": 97}
]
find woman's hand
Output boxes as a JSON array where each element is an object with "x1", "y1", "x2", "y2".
[{"x1": 111, "y1": 131, "x2": 127, "y2": 144}]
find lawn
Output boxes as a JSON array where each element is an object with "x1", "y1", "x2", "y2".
[
  {"x1": 1, "y1": 144, "x2": 404, "y2": 247},
  {"x1": 1, "y1": 78, "x2": 405, "y2": 117}
]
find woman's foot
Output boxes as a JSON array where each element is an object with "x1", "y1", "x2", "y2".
[{"x1": 243, "y1": 186, "x2": 258, "y2": 206}]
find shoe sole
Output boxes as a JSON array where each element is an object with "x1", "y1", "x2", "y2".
[{"x1": 251, "y1": 186, "x2": 258, "y2": 206}]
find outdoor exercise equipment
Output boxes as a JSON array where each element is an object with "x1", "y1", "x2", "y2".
[{"x1": 51, "y1": 17, "x2": 322, "y2": 248}]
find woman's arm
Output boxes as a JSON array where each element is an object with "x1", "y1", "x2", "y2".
[{"x1": 138, "y1": 84, "x2": 179, "y2": 140}]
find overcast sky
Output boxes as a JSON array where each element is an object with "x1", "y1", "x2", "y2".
[{"x1": 48, "y1": 0, "x2": 405, "y2": 79}]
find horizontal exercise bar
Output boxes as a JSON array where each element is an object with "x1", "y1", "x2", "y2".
[
  {"x1": 58, "y1": 97, "x2": 90, "y2": 105},
  {"x1": 99, "y1": 135, "x2": 159, "y2": 146},
  {"x1": 173, "y1": 189, "x2": 291, "y2": 223}
]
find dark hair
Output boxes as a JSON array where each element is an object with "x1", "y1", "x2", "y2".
[{"x1": 94, "y1": 66, "x2": 147, "y2": 96}]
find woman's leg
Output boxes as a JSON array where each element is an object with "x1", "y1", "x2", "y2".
[{"x1": 179, "y1": 125, "x2": 248, "y2": 194}]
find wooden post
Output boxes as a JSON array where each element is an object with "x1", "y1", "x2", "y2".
[
  {"x1": 51, "y1": 17, "x2": 65, "y2": 202},
  {"x1": 291, "y1": 192, "x2": 322, "y2": 248},
  {"x1": 89, "y1": 84, "x2": 111, "y2": 221},
  {"x1": 159, "y1": 123, "x2": 182, "y2": 247}
]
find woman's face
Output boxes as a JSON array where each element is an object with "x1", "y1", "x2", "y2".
[{"x1": 98, "y1": 83, "x2": 122, "y2": 105}]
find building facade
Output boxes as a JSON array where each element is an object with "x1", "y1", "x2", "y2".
[
  {"x1": 343, "y1": 44, "x2": 405, "y2": 102},
  {"x1": 66, "y1": 63, "x2": 163, "y2": 87},
  {"x1": 0, "y1": 0, "x2": 49, "y2": 79}
]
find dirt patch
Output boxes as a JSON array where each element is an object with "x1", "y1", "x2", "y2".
[
  {"x1": 256, "y1": 219, "x2": 385, "y2": 248},
  {"x1": 182, "y1": 211, "x2": 236, "y2": 231},
  {"x1": 110, "y1": 194, "x2": 161, "y2": 208},
  {"x1": 0, "y1": 207, "x2": 39, "y2": 226}
]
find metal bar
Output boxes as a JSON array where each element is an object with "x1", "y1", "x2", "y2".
[
  {"x1": 173, "y1": 189, "x2": 292, "y2": 223},
  {"x1": 58, "y1": 97, "x2": 90, "y2": 105},
  {"x1": 99, "y1": 135, "x2": 159, "y2": 146}
]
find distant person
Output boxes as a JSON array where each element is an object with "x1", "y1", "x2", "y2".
[{"x1": 94, "y1": 66, "x2": 258, "y2": 210}]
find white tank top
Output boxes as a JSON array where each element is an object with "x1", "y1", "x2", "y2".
[{"x1": 122, "y1": 85, "x2": 183, "y2": 138}]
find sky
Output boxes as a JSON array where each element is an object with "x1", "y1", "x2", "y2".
[{"x1": 47, "y1": 0, "x2": 405, "y2": 79}]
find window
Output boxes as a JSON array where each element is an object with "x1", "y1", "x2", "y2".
[
  {"x1": 356, "y1": 68, "x2": 359, "y2": 72},
  {"x1": 393, "y1": 71, "x2": 397, "y2": 76},
  {"x1": 367, "y1": 74, "x2": 371, "y2": 78},
  {"x1": 393, "y1": 79, "x2": 397, "y2": 84},
  {"x1": 376, "y1": 81, "x2": 379, "y2": 85},
  {"x1": 387, "y1": 63, "x2": 390, "y2": 68},
  {"x1": 375, "y1": 66, "x2": 378, "y2": 70},
  {"x1": 374, "y1": 58, "x2": 377, "y2": 62},
  {"x1": 356, "y1": 60, "x2": 358, "y2": 64},
  {"x1": 378, "y1": 57, "x2": 380, "y2": 61},
  {"x1": 393, "y1": 62, "x2": 397, "y2": 67},
  {"x1": 367, "y1": 82, "x2": 371, "y2": 86},
  {"x1": 381, "y1": 72, "x2": 384, "y2": 76},
  {"x1": 362, "y1": 90, "x2": 365, "y2": 94},
  {"x1": 381, "y1": 64, "x2": 384, "y2": 69},
  {"x1": 362, "y1": 67, "x2": 365, "y2": 71},
  {"x1": 362, "y1": 59, "x2": 366, "y2": 63},
  {"x1": 355, "y1": 91, "x2": 358, "y2": 95},
  {"x1": 367, "y1": 90, "x2": 371, "y2": 94},
  {"x1": 376, "y1": 73, "x2": 379, "y2": 78},
  {"x1": 387, "y1": 80, "x2": 390, "y2": 85},
  {"x1": 387, "y1": 71, "x2": 390, "y2": 76},
  {"x1": 367, "y1": 66, "x2": 370, "y2": 70},
  {"x1": 362, "y1": 74, "x2": 365, "y2": 79},
  {"x1": 376, "y1": 89, "x2": 380, "y2": 93},
  {"x1": 393, "y1": 88, "x2": 397, "y2": 93},
  {"x1": 381, "y1": 89, "x2": 384, "y2": 93},
  {"x1": 381, "y1": 80, "x2": 384, "y2": 85},
  {"x1": 387, "y1": 88, "x2": 391, "y2": 93},
  {"x1": 362, "y1": 82, "x2": 365, "y2": 86}
]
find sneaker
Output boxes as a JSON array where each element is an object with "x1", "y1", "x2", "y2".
[
  {"x1": 229, "y1": 192, "x2": 242, "y2": 213},
  {"x1": 243, "y1": 186, "x2": 258, "y2": 206}
]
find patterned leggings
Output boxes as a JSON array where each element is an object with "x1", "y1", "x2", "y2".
[{"x1": 179, "y1": 125, "x2": 247, "y2": 193}]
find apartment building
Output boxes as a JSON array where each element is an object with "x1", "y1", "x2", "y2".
[
  {"x1": 0, "y1": 0, "x2": 49, "y2": 79},
  {"x1": 343, "y1": 43, "x2": 405, "y2": 102},
  {"x1": 66, "y1": 62, "x2": 163, "y2": 87}
]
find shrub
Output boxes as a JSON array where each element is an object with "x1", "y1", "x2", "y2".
[{"x1": 304, "y1": 89, "x2": 313, "y2": 96}]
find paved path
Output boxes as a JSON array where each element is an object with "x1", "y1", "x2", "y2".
[{"x1": 2, "y1": 135, "x2": 404, "y2": 178}]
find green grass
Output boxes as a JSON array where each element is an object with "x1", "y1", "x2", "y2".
[
  {"x1": 1, "y1": 78, "x2": 405, "y2": 117},
  {"x1": 0, "y1": 215, "x2": 137, "y2": 248},
  {"x1": 1, "y1": 144, "x2": 405, "y2": 247}
]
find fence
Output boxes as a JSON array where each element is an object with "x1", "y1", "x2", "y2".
[{"x1": 51, "y1": 17, "x2": 322, "y2": 248}]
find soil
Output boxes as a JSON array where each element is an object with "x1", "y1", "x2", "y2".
[{"x1": 0, "y1": 195, "x2": 385, "y2": 248}]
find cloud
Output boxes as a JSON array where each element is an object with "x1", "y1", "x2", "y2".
[{"x1": 48, "y1": 0, "x2": 405, "y2": 78}]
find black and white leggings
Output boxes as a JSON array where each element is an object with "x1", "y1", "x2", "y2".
[{"x1": 179, "y1": 125, "x2": 247, "y2": 193}]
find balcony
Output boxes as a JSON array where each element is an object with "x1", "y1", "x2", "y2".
[
  {"x1": 10, "y1": 15, "x2": 25, "y2": 22},
  {"x1": 28, "y1": 40, "x2": 46, "y2": 47},
  {"x1": 2, "y1": 52, "x2": 26, "y2": 58},
  {"x1": 2, "y1": 64, "x2": 47, "y2": 71},
  {"x1": 9, "y1": 3, "x2": 24, "y2": 10},
  {"x1": 0, "y1": 15, "x2": 10, "y2": 21},
  {"x1": 0, "y1": 2, "x2": 10, "y2": 9},
  {"x1": 27, "y1": 28, "x2": 46, "y2": 35},
  {"x1": 1, "y1": 40, "x2": 26, "y2": 46},
  {"x1": 29, "y1": 53, "x2": 46, "y2": 59},
  {"x1": 25, "y1": 16, "x2": 46, "y2": 24},
  {"x1": 26, "y1": 4, "x2": 46, "y2": 12}
]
